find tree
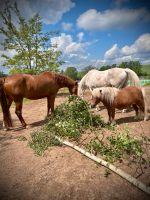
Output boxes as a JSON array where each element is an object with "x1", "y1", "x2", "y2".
[
  {"x1": 81, "y1": 65, "x2": 96, "y2": 74},
  {"x1": 99, "y1": 65, "x2": 111, "y2": 71},
  {"x1": 64, "y1": 67, "x2": 78, "y2": 80},
  {"x1": 119, "y1": 61, "x2": 142, "y2": 76},
  {"x1": 0, "y1": 1, "x2": 63, "y2": 74},
  {"x1": 0, "y1": 71, "x2": 6, "y2": 77}
]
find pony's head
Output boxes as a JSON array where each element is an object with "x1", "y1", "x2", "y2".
[
  {"x1": 90, "y1": 88, "x2": 103, "y2": 108},
  {"x1": 69, "y1": 81, "x2": 78, "y2": 95},
  {"x1": 90, "y1": 87, "x2": 119, "y2": 108}
]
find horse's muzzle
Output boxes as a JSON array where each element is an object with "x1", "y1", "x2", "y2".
[{"x1": 90, "y1": 104, "x2": 96, "y2": 109}]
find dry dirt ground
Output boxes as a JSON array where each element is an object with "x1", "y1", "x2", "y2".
[{"x1": 0, "y1": 87, "x2": 150, "y2": 200}]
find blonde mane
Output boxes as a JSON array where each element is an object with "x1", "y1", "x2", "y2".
[{"x1": 92, "y1": 87, "x2": 120, "y2": 105}]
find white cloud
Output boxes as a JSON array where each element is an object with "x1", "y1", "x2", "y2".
[
  {"x1": 62, "y1": 22, "x2": 73, "y2": 31},
  {"x1": 104, "y1": 44, "x2": 120, "y2": 60},
  {"x1": 121, "y1": 33, "x2": 150, "y2": 55},
  {"x1": 77, "y1": 32, "x2": 84, "y2": 42},
  {"x1": 1, "y1": 0, "x2": 75, "y2": 25},
  {"x1": 51, "y1": 33, "x2": 89, "y2": 55},
  {"x1": 103, "y1": 33, "x2": 150, "y2": 64},
  {"x1": 77, "y1": 8, "x2": 150, "y2": 30},
  {"x1": 51, "y1": 33, "x2": 92, "y2": 70}
]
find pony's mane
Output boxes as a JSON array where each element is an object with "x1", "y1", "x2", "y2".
[{"x1": 92, "y1": 87, "x2": 120, "y2": 105}]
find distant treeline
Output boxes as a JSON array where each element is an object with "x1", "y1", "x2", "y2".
[{"x1": 62, "y1": 61, "x2": 150, "y2": 80}]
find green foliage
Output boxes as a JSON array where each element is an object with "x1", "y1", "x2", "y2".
[
  {"x1": 77, "y1": 70, "x2": 85, "y2": 80},
  {"x1": 86, "y1": 128, "x2": 143, "y2": 163},
  {"x1": 0, "y1": 1, "x2": 63, "y2": 74},
  {"x1": 76, "y1": 65, "x2": 97, "y2": 80},
  {"x1": 141, "y1": 64, "x2": 150, "y2": 77},
  {"x1": 29, "y1": 131, "x2": 61, "y2": 155},
  {"x1": 0, "y1": 71, "x2": 5, "y2": 77},
  {"x1": 18, "y1": 136, "x2": 27, "y2": 141},
  {"x1": 119, "y1": 61, "x2": 142, "y2": 76},
  {"x1": 99, "y1": 66, "x2": 111, "y2": 71},
  {"x1": 30, "y1": 96, "x2": 105, "y2": 155},
  {"x1": 46, "y1": 95, "x2": 104, "y2": 138},
  {"x1": 104, "y1": 169, "x2": 111, "y2": 177},
  {"x1": 64, "y1": 66, "x2": 78, "y2": 80}
]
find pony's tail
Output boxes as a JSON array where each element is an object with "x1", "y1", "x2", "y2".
[
  {"x1": 141, "y1": 88, "x2": 149, "y2": 121},
  {"x1": 0, "y1": 78, "x2": 12, "y2": 128},
  {"x1": 124, "y1": 68, "x2": 140, "y2": 87}
]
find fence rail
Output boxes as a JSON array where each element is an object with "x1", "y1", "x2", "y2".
[
  {"x1": 128, "y1": 80, "x2": 150, "y2": 86},
  {"x1": 140, "y1": 79, "x2": 150, "y2": 86}
]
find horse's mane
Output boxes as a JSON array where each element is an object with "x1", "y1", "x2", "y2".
[
  {"x1": 54, "y1": 73, "x2": 74, "y2": 86},
  {"x1": 92, "y1": 87, "x2": 120, "y2": 105}
]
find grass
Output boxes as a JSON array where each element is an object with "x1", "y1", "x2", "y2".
[{"x1": 142, "y1": 64, "x2": 150, "y2": 75}]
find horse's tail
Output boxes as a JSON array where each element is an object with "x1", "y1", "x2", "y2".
[
  {"x1": 0, "y1": 78, "x2": 12, "y2": 128},
  {"x1": 124, "y1": 68, "x2": 140, "y2": 87},
  {"x1": 141, "y1": 87, "x2": 149, "y2": 121}
]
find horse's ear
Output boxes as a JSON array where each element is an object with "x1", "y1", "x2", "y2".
[{"x1": 99, "y1": 89, "x2": 102, "y2": 93}]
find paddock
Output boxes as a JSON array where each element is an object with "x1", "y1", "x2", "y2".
[{"x1": 0, "y1": 86, "x2": 150, "y2": 200}]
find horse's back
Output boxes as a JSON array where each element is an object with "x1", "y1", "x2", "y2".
[
  {"x1": 115, "y1": 86, "x2": 143, "y2": 107},
  {"x1": 3, "y1": 73, "x2": 56, "y2": 99},
  {"x1": 81, "y1": 68, "x2": 128, "y2": 89}
]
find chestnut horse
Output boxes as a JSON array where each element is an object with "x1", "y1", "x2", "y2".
[
  {"x1": 90, "y1": 86, "x2": 148, "y2": 124},
  {"x1": 0, "y1": 72, "x2": 78, "y2": 130}
]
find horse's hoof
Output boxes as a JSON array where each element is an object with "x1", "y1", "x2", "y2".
[
  {"x1": 4, "y1": 128, "x2": 9, "y2": 131},
  {"x1": 144, "y1": 116, "x2": 149, "y2": 121},
  {"x1": 134, "y1": 116, "x2": 140, "y2": 120},
  {"x1": 111, "y1": 121, "x2": 116, "y2": 125}
]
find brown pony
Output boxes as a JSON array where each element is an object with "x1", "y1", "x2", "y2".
[
  {"x1": 0, "y1": 72, "x2": 78, "y2": 129},
  {"x1": 90, "y1": 86, "x2": 148, "y2": 124}
]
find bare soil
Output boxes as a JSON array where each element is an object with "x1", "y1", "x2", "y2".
[{"x1": 0, "y1": 87, "x2": 150, "y2": 200}]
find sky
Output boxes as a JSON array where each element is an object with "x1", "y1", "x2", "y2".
[{"x1": 0, "y1": 0, "x2": 150, "y2": 71}]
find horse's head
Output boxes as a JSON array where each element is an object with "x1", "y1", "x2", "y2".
[
  {"x1": 90, "y1": 88, "x2": 102, "y2": 108},
  {"x1": 69, "y1": 81, "x2": 78, "y2": 95}
]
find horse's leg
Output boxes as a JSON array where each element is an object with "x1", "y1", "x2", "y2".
[
  {"x1": 47, "y1": 95, "x2": 56, "y2": 117},
  {"x1": 2, "y1": 97, "x2": 13, "y2": 129},
  {"x1": 14, "y1": 98, "x2": 27, "y2": 128}
]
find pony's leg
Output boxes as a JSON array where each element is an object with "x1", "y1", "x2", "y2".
[
  {"x1": 47, "y1": 95, "x2": 56, "y2": 116},
  {"x1": 107, "y1": 108, "x2": 115, "y2": 123},
  {"x1": 14, "y1": 99, "x2": 27, "y2": 128},
  {"x1": 139, "y1": 103, "x2": 149, "y2": 121},
  {"x1": 132, "y1": 104, "x2": 139, "y2": 119},
  {"x1": 111, "y1": 108, "x2": 116, "y2": 124}
]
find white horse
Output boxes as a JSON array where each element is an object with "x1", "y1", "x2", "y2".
[{"x1": 78, "y1": 68, "x2": 140, "y2": 97}]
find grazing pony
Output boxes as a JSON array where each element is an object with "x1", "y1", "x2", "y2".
[
  {"x1": 90, "y1": 86, "x2": 148, "y2": 124},
  {"x1": 0, "y1": 72, "x2": 78, "y2": 130},
  {"x1": 78, "y1": 68, "x2": 140, "y2": 97}
]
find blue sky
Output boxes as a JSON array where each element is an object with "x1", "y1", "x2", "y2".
[{"x1": 0, "y1": 0, "x2": 150, "y2": 71}]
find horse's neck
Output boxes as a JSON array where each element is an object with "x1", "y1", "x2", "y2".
[
  {"x1": 56, "y1": 74, "x2": 73, "y2": 88},
  {"x1": 79, "y1": 75, "x2": 87, "y2": 90},
  {"x1": 78, "y1": 75, "x2": 87, "y2": 96}
]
